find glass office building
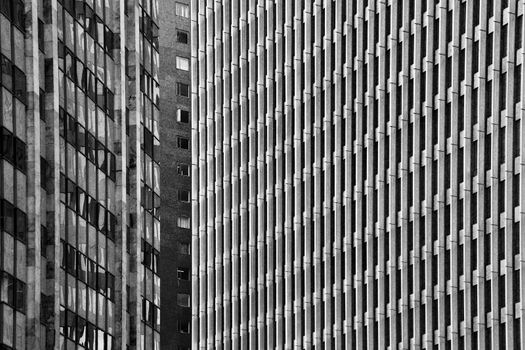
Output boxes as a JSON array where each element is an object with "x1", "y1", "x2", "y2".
[
  {"x1": 192, "y1": 1, "x2": 525, "y2": 349},
  {"x1": 0, "y1": 0, "x2": 160, "y2": 349}
]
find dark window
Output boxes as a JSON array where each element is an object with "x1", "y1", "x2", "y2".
[
  {"x1": 0, "y1": 0, "x2": 12, "y2": 19},
  {"x1": 487, "y1": 32, "x2": 493, "y2": 66},
  {"x1": 177, "y1": 164, "x2": 190, "y2": 176},
  {"x1": 1, "y1": 127, "x2": 14, "y2": 163},
  {"x1": 178, "y1": 320, "x2": 190, "y2": 333},
  {"x1": 15, "y1": 208, "x2": 27, "y2": 242},
  {"x1": 12, "y1": 0, "x2": 24, "y2": 30},
  {"x1": 473, "y1": 41, "x2": 479, "y2": 74},
  {"x1": 177, "y1": 82, "x2": 190, "y2": 97},
  {"x1": 177, "y1": 136, "x2": 189, "y2": 149},
  {"x1": 15, "y1": 138, "x2": 27, "y2": 172},
  {"x1": 177, "y1": 109, "x2": 190, "y2": 123},
  {"x1": 1, "y1": 55, "x2": 12, "y2": 90},
  {"x1": 515, "y1": 65, "x2": 521, "y2": 105},
  {"x1": 177, "y1": 267, "x2": 190, "y2": 280},
  {"x1": 178, "y1": 190, "x2": 190, "y2": 202},
  {"x1": 13, "y1": 66, "x2": 27, "y2": 103},
  {"x1": 2, "y1": 200, "x2": 14, "y2": 234},
  {"x1": 144, "y1": 129, "x2": 153, "y2": 156},
  {"x1": 177, "y1": 31, "x2": 189, "y2": 44},
  {"x1": 517, "y1": 15, "x2": 523, "y2": 50},
  {"x1": 502, "y1": 24, "x2": 508, "y2": 61}
]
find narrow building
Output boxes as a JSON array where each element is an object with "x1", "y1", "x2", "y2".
[{"x1": 159, "y1": 0, "x2": 192, "y2": 349}]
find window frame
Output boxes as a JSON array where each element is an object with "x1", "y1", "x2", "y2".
[
  {"x1": 176, "y1": 30, "x2": 189, "y2": 44},
  {"x1": 176, "y1": 82, "x2": 190, "y2": 97},
  {"x1": 175, "y1": 2, "x2": 190, "y2": 18},
  {"x1": 176, "y1": 109, "x2": 190, "y2": 123},
  {"x1": 175, "y1": 56, "x2": 190, "y2": 71},
  {"x1": 176, "y1": 215, "x2": 191, "y2": 229}
]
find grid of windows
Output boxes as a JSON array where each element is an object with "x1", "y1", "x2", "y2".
[
  {"x1": 158, "y1": 0, "x2": 192, "y2": 333},
  {"x1": 0, "y1": 0, "x2": 30, "y2": 347},
  {"x1": 1, "y1": 0, "x2": 159, "y2": 348},
  {"x1": 192, "y1": 1, "x2": 525, "y2": 349},
  {"x1": 53, "y1": 0, "x2": 123, "y2": 347},
  {"x1": 137, "y1": 0, "x2": 161, "y2": 346}
]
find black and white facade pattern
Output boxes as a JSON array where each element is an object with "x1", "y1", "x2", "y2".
[
  {"x1": 0, "y1": 0, "x2": 161, "y2": 349},
  {"x1": 192, "y1": 1, "x2": 525, "y2": 349}
]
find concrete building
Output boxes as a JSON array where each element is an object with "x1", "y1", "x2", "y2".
[
  {"x1": 0, "y1": 0, "x2": 160, "y2": 348},
  {"x1": 158, "y1": 0, "x2": 192, "y2": 349},
  {"x1": 192, "y1": 1, "x2": 525, "y2": 349}
]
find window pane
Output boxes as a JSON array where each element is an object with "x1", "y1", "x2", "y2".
[
  {"x1": 176, "y1": 216, "x2": 190, "y2": 229},
  {"x1": 176, "y1": 109, "x2": 190, "y2": 123},
  {"x1": 175, "y1": 3, "x2": 189, "y2": 18},
  {"x1": 177, "y1": 31, "x2": 188, "y2": 44},
  {"x1": 177, "y1": 267, "x2": 190, "y2": 280},
  {"x1": 176, "y1": 293, "x2": 190, "y2": 307},
  {"x1": 177, "y1": 164, "x2": 189, "y2": 176},
  {"x1": 175, "y1": 57, "x2": 189, "y2": 71},
  {"x1": 178, "y1": 242, "x2": 190, "y2": 255},
  {"x1": 177, "y1": 83, "x2": 189, "y2": 97},
  {"x1": 177, "y1": 190, "x2": 190, "y2": 202},
  {"x1": 177, "y1": 137, "x2": 189, "y2": 149}
]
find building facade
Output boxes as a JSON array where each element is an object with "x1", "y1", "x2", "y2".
[
  {"x1": 0, "y1": 0, "x2": 160, "y2": 349},
  {"x1": 192, "y1": 1, "x2": 525, "y2": 349},
  {"x1": 158, "y1": 0, "x2": 192, "y2": 349}
]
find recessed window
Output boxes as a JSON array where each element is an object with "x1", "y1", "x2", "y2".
[
  {"x1": 177, "y1": 164, "x2": 190, "y2": 176},
  {"x1": 177, "y1": 82, "x2": 189, "y2": 97},
  {"x1": 177, "y1": 109, "x2": 190, "y2": 123},
  {"x1": 177, "y1": 136, "x2": 189, "y2": 149},
  {"x1": 175, "y1": 2, "x2": 190, "y2": 18},
  {"x1": 177, "y1": 267, "x2": 190, "y2": 280},
  {"x1": 177, "y1": 293, "x2": 191, "y2": 307},
  {"x1": 178, "y1": 320, "x2": 190, "y2": 333},
  {"x1": 178, "y1": 190, "x2": 190, "y2": 202},
  {"x1": 176, "y1": 56, "x2": 190, "y2": 71},
  {"x1": 177, "y1": 31, "x2": 189, "y2": 44},
  {"x1": 178, "y1": 242, "x2": 191, "y2": 255},
  {"x1": 177, "y1": 216, "x2": 191, "y2": 229}
]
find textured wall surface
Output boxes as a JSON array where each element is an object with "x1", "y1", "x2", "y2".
[
  {"x1": 159, "y1": 0, "x2": 192, "y2": 348},
  {"x1": 192, "y1": 0, "x2": 525, "y2": 349}
]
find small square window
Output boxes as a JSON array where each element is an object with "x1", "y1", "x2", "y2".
[
  {"x1": 175, "y1": 3, "x2": 190, "y2": 18},
  {"x1": 177, "y1": 109, "x2": 190, "y2": 123},
  {"x1": 177, "y1": 31, "x2": 189, "y2": 44},
  {"x1": 176, "y1": 56, "x2": 190, "y2": 71},
  {"x1": 177, "y1": 293, "x2": 191, "y2": 308},
  {"x1": 177, "y1": 137, "x2": 189, "y2": 149},
  {"x1": 178, "y1": 320, "x2": 190, "y2": 333},
  {"x1": 177, "y1": 164, "x2": 190, "y2": 176},
  {"x1": 177, "y1": 267, "x2": 190, "y2": 280},
  {"x1": 178, "y1": 190, "x2": 190, "y2": 202},
  {"x1": 178, "y1": 242, "x2": 191, "y2": 255},
  {"x1": 177, "y1": 82, "x2": 190, "y2": 97},
  {"x1": 176, "y1": 216, "x2": 191, "y2": 229}
]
